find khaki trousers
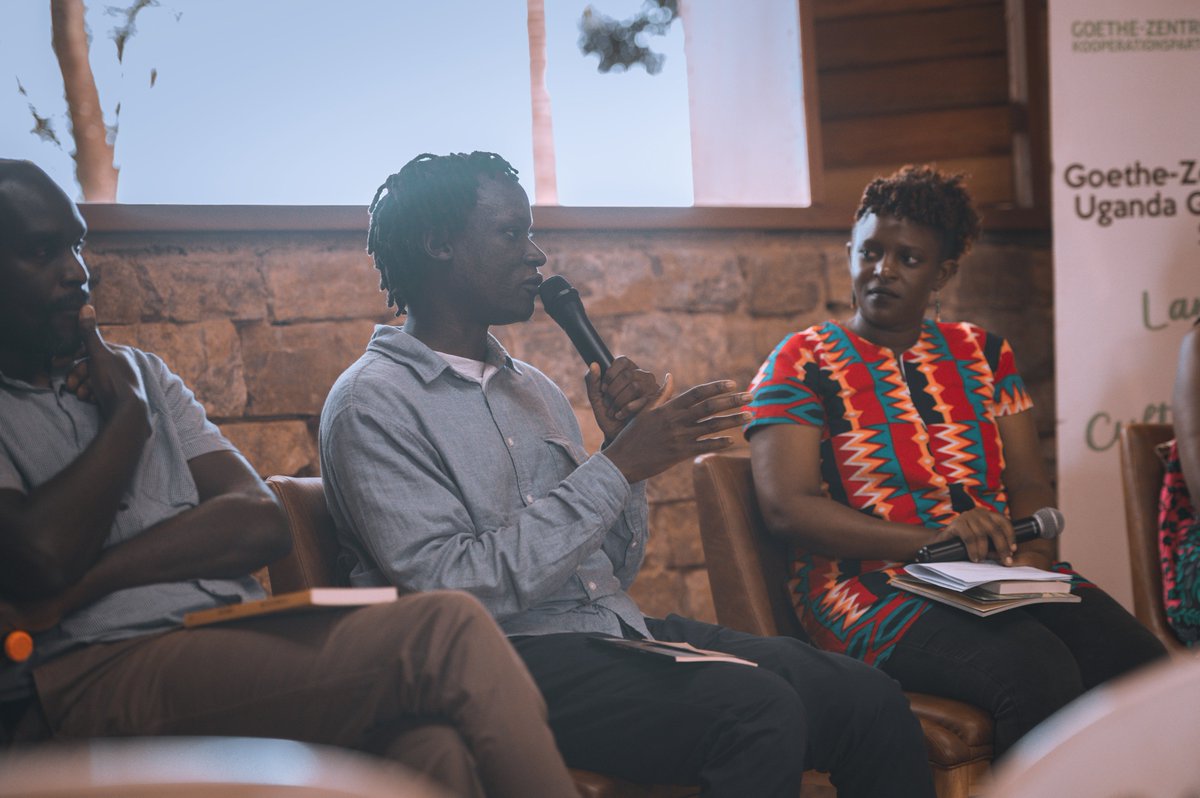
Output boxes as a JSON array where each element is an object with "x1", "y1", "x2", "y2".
[{"x1": 25, "y1": 591, "x2": 576, "y2": 798}]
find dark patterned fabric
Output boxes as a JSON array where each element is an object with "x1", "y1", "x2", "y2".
[{"x1": 1157, "y1": 438, "x2": 1200, "y2": 645}]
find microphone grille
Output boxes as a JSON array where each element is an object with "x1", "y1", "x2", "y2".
[
  {"x1": 537, "y1": 275, "x2": 573, "y2": 309},
  {"x1": 1032, "y1": 507, "x2": 1065, "y2": 540}
]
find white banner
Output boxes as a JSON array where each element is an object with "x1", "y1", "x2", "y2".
[{"x1": 1050, "y1": 1, "x2": 1200, "y2": 608}]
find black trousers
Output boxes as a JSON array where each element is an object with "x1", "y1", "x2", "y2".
[
  {"x1": 881, "y1": 585, "x2": 1168, "y2": 758},
  {"x1": 513, "y1": 614, "x2": 935, "y2": 798}
]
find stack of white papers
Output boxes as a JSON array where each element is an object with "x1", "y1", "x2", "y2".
[{"x1": 903, "y1": 562, "x2": 1071, "y2": 593}]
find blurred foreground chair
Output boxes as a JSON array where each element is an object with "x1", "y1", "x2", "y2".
[
  {"x1": 264, "y1": 476, "x2": 714, "y2": 798},
  {"x1": 0, "y1": 736, "x2": 448, "y2": 798},
  {"x1": 984, "y1": 653, "x2": 1200, "y2": 797},
  {"x1": 693, "y1": 453, "x2": 994, "y2": 798},
  {"x1": 1117, "y1": 422, "x2": 1186, "y2": 652}
]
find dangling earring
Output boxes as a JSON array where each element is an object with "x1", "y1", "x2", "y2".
[
  {"x1": 933, "y1": 292, "x2": 942, "y2": 323},
  {"x1": 850, "y1": 292, "x2": 858, "y2": 310}
]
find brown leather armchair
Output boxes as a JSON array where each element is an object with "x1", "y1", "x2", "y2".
[
  {"x1": 692, "y1": 453, "x2": 994, "y2": 798},
  {"x1": 263, "y1": 476, "x2": 704, "y2": 798},
  {"x1": 1117, "y1": 422, "x2": 1185, "y2": 652},
  {"x1": 265, "y1": 475, "x2": 347, "y2": 594}
]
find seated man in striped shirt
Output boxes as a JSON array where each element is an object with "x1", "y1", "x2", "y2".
[{"x1": 0, "y1": 159, "x2": 577, "y2": 798}]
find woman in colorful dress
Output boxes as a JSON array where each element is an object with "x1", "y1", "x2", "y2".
[{"x1": 744, "y1": 165, "x2": 1166, "y2": 756}]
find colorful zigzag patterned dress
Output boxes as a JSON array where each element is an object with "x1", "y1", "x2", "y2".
[{"x1": 746, "y1": 319, "x2": 1081, "y2": 665}]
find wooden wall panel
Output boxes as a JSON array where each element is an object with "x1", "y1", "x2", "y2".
[
  {"x1": 819, "y1": 55, "x2": 1008, "y2": 119},
  {"x1": 812, "y1": 0, "x2": 994, "y2": 20},
  {"x1": 808, "y1": 0, "x2": 1034, "y2": 212},
  {"x1": 815, "y1": 5, "x2": 1007, "y2": 70},
  {"x1": 823, "y1": 106, "x2": 1012, "y2": 167}
]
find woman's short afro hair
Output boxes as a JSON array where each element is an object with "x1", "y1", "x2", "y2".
[{"x1": 854, "y1": 164, "x2": 981, "y2": 261}]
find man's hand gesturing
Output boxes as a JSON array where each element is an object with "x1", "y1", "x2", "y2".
[
  {"x1": 585, "y1": 356, "x2": 668, "y2": 443},
  {"x1": 602, "y1": 379, "x2": 751, "y2": 485}
]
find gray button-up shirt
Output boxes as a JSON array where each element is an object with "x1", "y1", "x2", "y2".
[
  {"x1": 0, "y1": 349, "x2": 264, "y2": 700},
  {"x1": 320, "y1": 325, "x2": 650, "y2": 638}
]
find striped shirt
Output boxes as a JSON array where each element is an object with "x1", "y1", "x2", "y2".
[{"x1": 0, "y1": 348, "x2": 264, "y2": 700}]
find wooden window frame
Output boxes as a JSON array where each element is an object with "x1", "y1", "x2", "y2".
[{"x1": 79, "y1": 0, "x2": 1049, "y2": 235}]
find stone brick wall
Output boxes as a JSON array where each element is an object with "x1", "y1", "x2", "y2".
[{"x1": 84, "y1": 226, "x2": 1053, "y2": 622}]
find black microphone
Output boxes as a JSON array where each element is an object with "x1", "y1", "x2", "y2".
[
  {"x1": 915, "y1": 507, "x2": 1065, "y2": 563},
  {"x1": 538, "y1": 275, "x2": 614, "y2": 375}
]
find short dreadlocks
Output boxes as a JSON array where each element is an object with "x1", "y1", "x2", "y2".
[{"x1": 366, "y1": 152, "x2": 521, "y2": 315}]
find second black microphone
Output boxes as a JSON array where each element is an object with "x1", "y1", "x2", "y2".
[{"x1": 915, "y1": 507, "x2": 1065, "y2": 563}]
